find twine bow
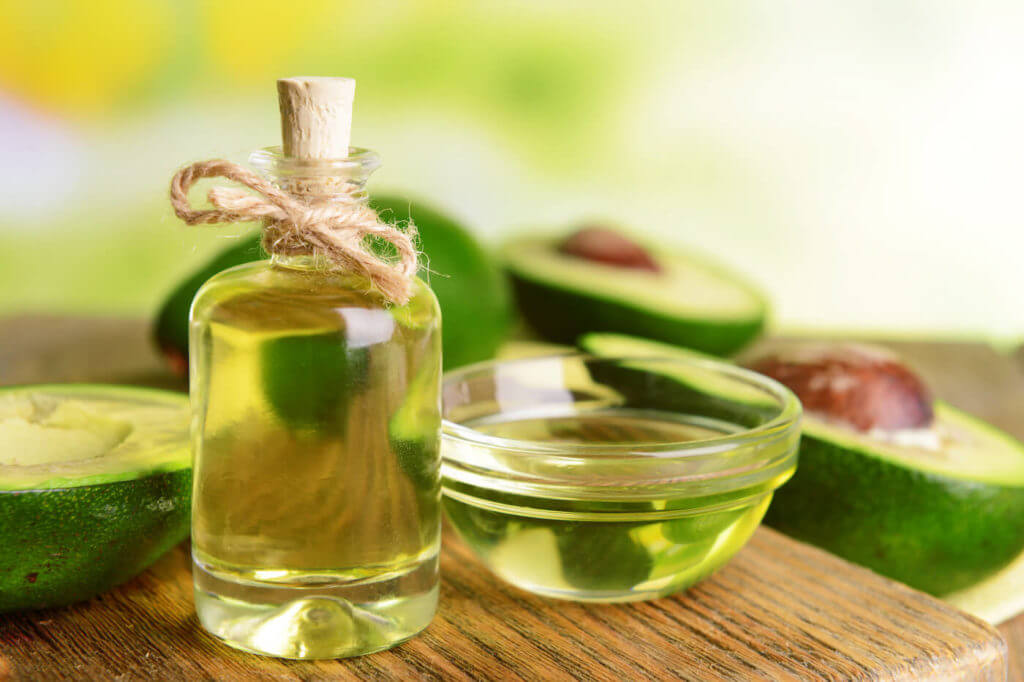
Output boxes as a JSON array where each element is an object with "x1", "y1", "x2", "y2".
[{"x1": 169, "y1": 159, "x2": 418, "y2": 304}]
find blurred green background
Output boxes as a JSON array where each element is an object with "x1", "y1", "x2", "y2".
[{"x1": 1, "y1": 1, "x2": 1021, "y2": 343}]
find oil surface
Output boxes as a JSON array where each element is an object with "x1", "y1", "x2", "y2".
[
  {"x1": 470, "y1": 409, "x2": 732, "y2": 443},
  {"x1": 190, "y1": 260, "x2": 441, "y2": 658},
  {"x1": 443, "y1": 408, "x2": 783, "y2": 602}
]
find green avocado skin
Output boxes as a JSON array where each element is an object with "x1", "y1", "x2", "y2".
[
  {"x1": 154, "y1": 195, "x2": 512, "y2": 372},
  {"x1": 581, "y1": 356, "x2": 775, "y2": 429},
  {"x1": 764, "y1": 434, "x2": 1024, "y2": 596},
  {"x1": 260, "y1": 332, "x2": 366, "y2": 432},
  {"x1": 509, "y1": 273, "x2": 764, "y2": 356},
  {"x1": 155, "y1": 237, "x2": 266, "y2": 372},
  {"x1": 372, "y1": 196, "x2": 512, "y2": 370},
  {"x1": 0, "y1": 469, "x2": 191, "y2": 612}
]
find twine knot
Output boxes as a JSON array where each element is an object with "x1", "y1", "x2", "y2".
[{"x1": 169, "y1": 159, "x2": 418, "y2": 304}]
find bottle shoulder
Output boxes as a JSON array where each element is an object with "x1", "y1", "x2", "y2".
[{"x1": 192, "y1": 260, "x2": 439, "y2": 330}]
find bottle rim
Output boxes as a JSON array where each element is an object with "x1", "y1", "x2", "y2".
[{"x1": 249, "y1": 146, "x2": 381, "y2": 177}]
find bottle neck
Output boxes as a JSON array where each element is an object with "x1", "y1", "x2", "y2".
[
  {"x1": 250, "y1": 145, "x2": 380, "y2": 199},
  {"x1": 249, "y1": 146, "x2": 381, "y2": 272},
  {"x1": 269, "y1": 253, "x2": 323, "y2": 270}
]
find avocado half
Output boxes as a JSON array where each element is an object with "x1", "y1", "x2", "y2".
[
  {"x1": 0, "y1": 385, "x2": 191, "y2": 611},
  {"x1": 580, "y1": 332, "x2": 1024, "y2": 595},
  {"x1": 505, "y1": 234, "x2": 767, "y2": 355},
  {"x1": 772, "y1": 406, "x2": 1024, "y2": 595},
  {"x1": 154, "y1": 195, "x2": 512, "y2": 372}
]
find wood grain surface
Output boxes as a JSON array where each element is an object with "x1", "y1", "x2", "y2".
[
  {"x1": 0, "y1": 316, "x2": 1018, "y2": 681},
  {"x1": 0, "y1": 525, "x2": 1007, "y2": 681}
]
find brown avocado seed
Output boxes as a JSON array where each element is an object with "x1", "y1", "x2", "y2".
[
  {"x1": 746, "y1": 343, "x2": 934, "y2": 432},
  {"x1": 559, "y1": 226, "x2": 662, "y2": 273}
]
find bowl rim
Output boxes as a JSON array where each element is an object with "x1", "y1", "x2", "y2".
[{"x1": 441, "y1": 352, "x2": 802, "y2": 498}]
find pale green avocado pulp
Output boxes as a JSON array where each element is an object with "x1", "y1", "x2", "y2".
[
  {"x1": 0, "y1": 385, "x2": 190, "y2": 490},
  {"x1": 506, "y1": 236, "x2": 765, "y2": 322},
  {"x1": 804, "y1": 404, "x2": 1024, "y2": 488}
]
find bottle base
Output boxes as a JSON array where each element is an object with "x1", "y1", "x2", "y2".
[{"x1": 193, "y1": 557, "x2": 438, "y2": 659}]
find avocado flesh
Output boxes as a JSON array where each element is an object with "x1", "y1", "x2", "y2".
[
  {"x1": 0, "y1": 385, "x2": 191, "y2": 611},
  {"x1": 0, "y1": 398, "x2": 131, "y2": 468},
  {"x1": 804, "y1": 405, "x2": 1024, "y2": 487},
  {"x1": 506, "y1": 237, "x2": 767, "y2": 355},
  {"x1": 0, "y1": 386, "x2": 190, "y2": 490},
  {"x1": 581, "y1": 332, "x2": 1024, "y2": 595}
]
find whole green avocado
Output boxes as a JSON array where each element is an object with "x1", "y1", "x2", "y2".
[{"x1": 154, "y1": 195, "x2": 512, "y2": 372}]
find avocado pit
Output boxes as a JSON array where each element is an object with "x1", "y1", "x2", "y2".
[
  {"x1": 746, "y1": 343, "x2": 934, "y2": 433},
  {"x1": 559, "y1": 226, "x2": 662, "y2": 273}
]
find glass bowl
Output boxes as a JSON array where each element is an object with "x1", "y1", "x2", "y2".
[{"x1": 441, "y1": 353, "x2": 801, "y2": 602}]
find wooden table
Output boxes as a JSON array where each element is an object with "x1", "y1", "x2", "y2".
[{"x1": 0, "y1": 316, "x2": 1021, "y2": 680}]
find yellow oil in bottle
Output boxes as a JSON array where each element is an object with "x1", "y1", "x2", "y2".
[
  {"x1": 190, "y1": 258, "x2": 441, "y2": 658},
  {"x1": 443, "y1": 408, "x2": 785, "y2": 602}
]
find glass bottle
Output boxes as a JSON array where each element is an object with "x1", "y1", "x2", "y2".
[{"x1": 188, "y1": 146, "x2": 442, "y2": 659}]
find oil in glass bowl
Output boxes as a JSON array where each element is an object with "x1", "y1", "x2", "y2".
[{"x1": 440, "y1": 354, "x2": 801, "y2": 602}]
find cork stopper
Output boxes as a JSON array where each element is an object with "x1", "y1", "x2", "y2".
[{"x1": 277, "y1": 77, "x2": 355, "y2": 160}]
